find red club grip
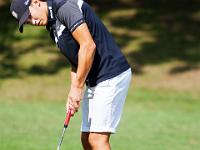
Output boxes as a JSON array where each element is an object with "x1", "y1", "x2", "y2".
[{"x1": 64, "y1": 109, "x2": 72, "y2": 128}]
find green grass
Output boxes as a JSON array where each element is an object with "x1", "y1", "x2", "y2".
[
  {"x1": 0, "y1": 100, "x2": 82, "y2": 150},
  {"x1": 0, "y1": 87, "x2": 200, "y2": 150}
]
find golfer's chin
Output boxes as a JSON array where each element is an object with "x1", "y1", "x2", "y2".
[{"x1": 38, "y1": 20, "x2": 48, "y2": 26}]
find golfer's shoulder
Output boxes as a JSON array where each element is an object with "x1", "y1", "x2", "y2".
[
  {"x1": 58, "y1": 0, "x2": 81, "y2": 14},
  {"x1": 57, "y1": 0, "x2": 83, "y2": 21},
  {"x1": 56, "y1": 0, "x2": 85, "y2": 31}
]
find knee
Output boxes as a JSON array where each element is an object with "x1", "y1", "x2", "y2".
[
  {"x1": 88, "y1": 133, "x2": 110, "y2": 147},
  {"x1": 81, "y1": 132, "x2": 111, "y2": 150}
]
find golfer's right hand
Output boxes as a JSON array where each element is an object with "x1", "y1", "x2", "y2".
[{"x1": 66, "y1": 99, "x2": 76, "y2": 116}]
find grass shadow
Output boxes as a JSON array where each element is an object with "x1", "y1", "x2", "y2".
[
  {"x1": 0, "y1": 1, "x2": 69, "y2": 79},
  {"x1": 91, "y1": 0, "x2": 200, "y2": 74},
  {"x1": 1, "y1": 0, "x2": 200, "y2": 79}
]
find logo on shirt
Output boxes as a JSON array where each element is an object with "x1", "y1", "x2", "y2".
[
  {"x1": 24, "y1": 0, "x2": 30, "y2": 6},
  {"x1": 12, "y1": 11, "x2": 18, "y2": 19},
  {"x1": 48, "y1": 6, "x2": 54, "y2": 19}
]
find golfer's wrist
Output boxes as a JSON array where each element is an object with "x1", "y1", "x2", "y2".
[{"x1": 72, "y1": 78, "x2": 84, "y2": 89}]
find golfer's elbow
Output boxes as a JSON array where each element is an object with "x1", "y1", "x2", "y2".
[
  {"x1": 90, "y1": 42, "x2": 96, "y2": 59},
  {"x1": 88, "y1": 41, "x2": 96, "y2": 55},
  {"x1": 82, "y1": 41, "x2": 96, "y2": 58}
]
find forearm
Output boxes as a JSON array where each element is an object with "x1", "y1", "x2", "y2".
[
  {"x1": 73, "y1": 43, "x2": 96, "y2": 88},
  {"x1": 70, "y1": 23, "x2": 96, "y2": 88},
  {"x1": 67, "y1": 43, "x2": 96, "y2": 114},
  {"x1": 70, "y1": 68, "x2": 77, "y2": 84}
]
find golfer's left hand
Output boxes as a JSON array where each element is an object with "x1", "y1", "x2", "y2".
[{"x1": 67, "y1": 85, "x2": 83, "y2": 116}]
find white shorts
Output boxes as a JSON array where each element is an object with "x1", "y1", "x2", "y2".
[{"x1": 81, "y1": 68, "x2": 132, "y2": 133}]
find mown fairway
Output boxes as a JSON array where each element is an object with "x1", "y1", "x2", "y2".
[
  {"x1": 0, "y1": 86, "x2": 200, "y2": 150},
  {"x1": 1, "y1": 0, "x2": 200, "y2": 150}
]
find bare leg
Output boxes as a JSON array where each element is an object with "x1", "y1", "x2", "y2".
[
  {"x1": 81, "y1": 132, "x2": 111, "y2": 150},
  {"x1": 81, "y1": 132, "x2": 92, "y2": 150}
]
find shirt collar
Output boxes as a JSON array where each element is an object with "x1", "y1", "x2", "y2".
[{"x1": 47, "y1": 0, "x2": 56, "y2": 22}]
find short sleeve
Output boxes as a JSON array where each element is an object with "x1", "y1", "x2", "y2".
[{"x1": 57, "y1": 0, "x2": 85, "y2": 32}]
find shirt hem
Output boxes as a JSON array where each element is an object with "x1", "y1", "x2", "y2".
[{"x1": 86, "y1": 65, "x2": 131, "y2": 87}]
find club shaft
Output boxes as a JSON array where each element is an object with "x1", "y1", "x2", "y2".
[
  {"x1": 57, "y1": 127, "x2": 66, "y2": 150},
  {"x1": 56, "y1": 110, "x2": 72, "y2": 150}
]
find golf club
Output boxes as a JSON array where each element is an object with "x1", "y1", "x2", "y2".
[{"x1": 57, "y1": 109, "x2": 72, "y2": 150}]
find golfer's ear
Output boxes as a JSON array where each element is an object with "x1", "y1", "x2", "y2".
[
  {"x1": 31, "y1": 0, "x2": 40, "y2": 7},
  {"x1": 72, "y1": 23, "x2": 95, "y2": 47}
]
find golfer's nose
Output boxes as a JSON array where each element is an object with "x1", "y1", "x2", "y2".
[{"x1": 32, "y1": 18, "x2": 40, "y2": 25}]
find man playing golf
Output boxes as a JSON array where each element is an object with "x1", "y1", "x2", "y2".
[{"x1": 10, "y1": 0, "x2": 132, "y2": 149}]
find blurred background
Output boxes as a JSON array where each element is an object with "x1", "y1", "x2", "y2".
[{"x1": 0, "y1": 0, "x2": 200, "y2": 149}]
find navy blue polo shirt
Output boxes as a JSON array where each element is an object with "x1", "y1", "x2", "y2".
[{"x1": 48, "y1": 0, "x2": 130, "y2": 87}]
